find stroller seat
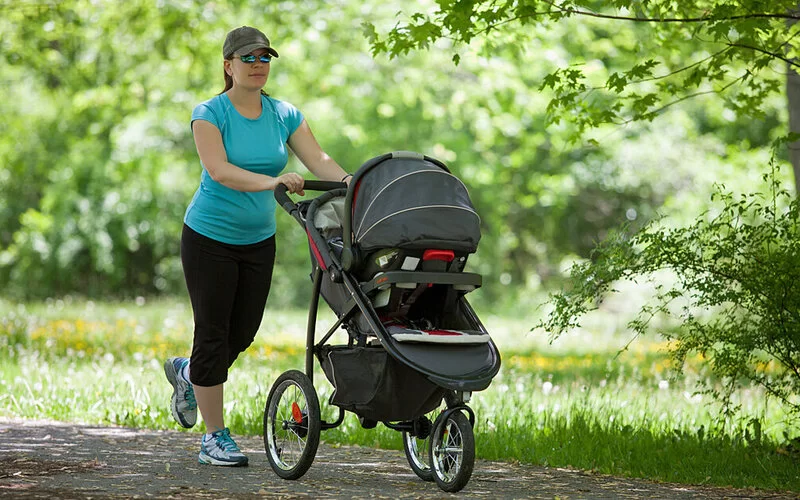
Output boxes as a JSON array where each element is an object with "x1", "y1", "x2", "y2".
[
  {"x1": 357, "y1": 248, "x2": 483, "y2": 333},
  {"x1": 386, "y1": 324, "x2": 491, "y2": 344}
]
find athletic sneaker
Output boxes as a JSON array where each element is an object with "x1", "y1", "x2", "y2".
[
  {"x1": 198, "y1": 428, "x2": 249, "y2": 466},
  {"x1": 164, "y1": 357, "x2": 197, "y2": 428}
]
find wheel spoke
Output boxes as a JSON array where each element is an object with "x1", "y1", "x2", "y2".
[
  {"x1": 269, "y1": 382, "x2": 311, "y2": 469},
  {"x1": 434, "y1": 416, "x2": 466, "y2": 481},
  {"x1": 441, "y1": 446, "x2": 463, "y2": 454},
  {"x1": 427, "y1": 410, "x2": 474, "y2": 492},
  {"x1": 407, "y1": 433, "x2": 430, "y2": 470},
  {"x1": 264, "y1": 370, "x2": 321, "y2": 480}
]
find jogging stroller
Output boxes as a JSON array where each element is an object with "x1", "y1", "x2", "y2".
[{"x1": 263, "y1": 151, "x2": 501, "y2": 493}]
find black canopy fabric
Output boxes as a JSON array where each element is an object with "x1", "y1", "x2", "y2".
[{"x1": 352, "y1": 156, "x2": 481, "y2": 253}]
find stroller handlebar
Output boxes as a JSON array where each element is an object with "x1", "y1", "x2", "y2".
[{"x1": 275, "y1": 180, "x2": 347, "y2": 214}]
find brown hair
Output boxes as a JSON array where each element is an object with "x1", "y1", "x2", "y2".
[{"x1": 219, "y1": 60, "x2": 268, "y2": 96}]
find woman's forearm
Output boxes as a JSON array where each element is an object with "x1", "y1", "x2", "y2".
[
  {"x1": 305, "y1": 154, "x2": 349, "y2": 182},
  {"x1": 206, "y1": 161, "x2": 276, "y2": 192},
  {"x1": 287, "y1": 120, "x2": 349, "y2": 181}
]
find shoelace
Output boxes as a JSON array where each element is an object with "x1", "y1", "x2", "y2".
[
  {"x1": 214, "y1": 429, "x2": 241, "y2": 452},
  {"x1": 177, "y1": 359, "x2": 197, "y2": 411},
  {"x1": 184, "y1": 387, "x2": 197, "y2": 410}
]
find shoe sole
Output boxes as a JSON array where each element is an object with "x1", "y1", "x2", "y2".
[
  {"x1": 164, "y1": 359, "x2": 196, "y2": 429},
  {"x1": 198, "y1": 451, "x2": 249, "y2": 467}
]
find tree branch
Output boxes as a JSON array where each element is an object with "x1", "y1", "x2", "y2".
[
  {"x1": 463, "y1": 5, "x2": 800, "y2": 52},
  {"x1": 469, "y1": 3, "x2": 800, "y2": 30},
  {"x1": 726, "y1": 42, "x2": 800, "y2": 69},
  {"x1": 546, "y1": 2, "x2": 800, "y2": 24},
  {"x1": 469, "y1": 10, "x2": 558, "y2": 37},
  {"x1": 584, "y1": 47, "x2": 735, "y2": 93},
  {"x1": 618, "y1": 88, "x2": 727, "y2": 124},
  {"x1": 407, "y1": 0, "x2": 800, "y2": 68}
]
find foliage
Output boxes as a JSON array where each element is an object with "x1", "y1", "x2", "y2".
[
  {"x1": 0, "y1": 0, "x2": 789, "y2": 305},
  {"x1": 366, "y1": 0, "x2": 798, "y2": 139},
  {"x1": 0, "y1": 0, "x2": 210, "y2": 297},
  {"x1": 537, "y1": 148, "x2": 800, "y2": 418}
]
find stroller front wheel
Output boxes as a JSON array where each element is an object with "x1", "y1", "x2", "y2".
[
  {"x1": 429, "y1": 410, "x2": 475, "y2": 493},
  {"x1": 263, "y1": 370, "x2": 321, "y2": 480},
  {"x1": 403, "y1": 414, "x2": 435, "y2": 482}
]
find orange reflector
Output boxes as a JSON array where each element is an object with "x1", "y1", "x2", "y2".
[{"x1": 291, "y1": 402, "x2": 303, "y2": 423}]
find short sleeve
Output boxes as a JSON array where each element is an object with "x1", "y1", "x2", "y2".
[
  {"x1": 191, "y1": 101, "x2": 220, "y2": 130},
  {"x1": 276, "y1": 100, "x2": 304, "y2": 136}
]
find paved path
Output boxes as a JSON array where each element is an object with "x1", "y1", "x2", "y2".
[{"x1": 0, "y1": 419, "x2": 795, "y2": 499}]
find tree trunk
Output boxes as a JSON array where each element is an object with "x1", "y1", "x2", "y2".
[
  {"x1": 789, "y1": 66, "x2": 800, "y2": 196},
  {"x1": 789, "y1": 8, "x2": 800, "y2": 196}
]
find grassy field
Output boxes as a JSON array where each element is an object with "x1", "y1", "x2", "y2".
[{"x1": 0, "y1": 297, "x2": 798, "y2": 492}]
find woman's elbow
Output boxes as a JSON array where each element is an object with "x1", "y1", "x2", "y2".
[{"x1": 205, "y1": 163, "x2": 227, "y2": 183}]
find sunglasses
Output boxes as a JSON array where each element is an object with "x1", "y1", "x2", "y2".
[{"x1": 237, "y1": 54, "x2": 272, "y2": 64}]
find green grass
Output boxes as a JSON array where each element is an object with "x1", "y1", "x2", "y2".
[{"x1": 0, "y1": 297, "x2": 798, "y2": 492}]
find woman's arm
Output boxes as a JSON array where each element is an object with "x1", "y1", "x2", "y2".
[
  {"x1": 287, "y1": 120, "x2": 350, "y2": 184},
  {"x1": 192, "y1": 120, "x2": 304, "y2": 193}
]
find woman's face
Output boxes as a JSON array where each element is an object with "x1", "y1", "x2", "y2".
[{"x1": 225, "y1": 48, "x2": 271, "y2": 91}]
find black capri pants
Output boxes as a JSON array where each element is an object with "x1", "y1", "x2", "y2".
[{"x1": 181, "y1": 224, "x2": 276, "y2": 387}]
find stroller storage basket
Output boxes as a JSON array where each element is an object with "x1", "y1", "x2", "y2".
[{"x1": 317, "y1": 345, "x2": 446, "y2": 422}]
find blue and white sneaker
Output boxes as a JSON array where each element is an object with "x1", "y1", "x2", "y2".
[
  {"x1": 164, "y1": 357, "x2": 197, "y2": 428},
  {"x1": 198, "y1": 428, "x2": 249, "y2": 466}
]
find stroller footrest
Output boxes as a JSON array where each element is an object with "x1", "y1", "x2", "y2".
[{"x1": 386, "y1": 325, "x2": 490, "y2": 344}]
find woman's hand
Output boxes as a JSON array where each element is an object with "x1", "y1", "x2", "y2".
[{"x1": 275, "y1": 173, "x2": 305, "y2": 195}]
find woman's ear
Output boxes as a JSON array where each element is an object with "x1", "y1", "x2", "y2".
[{"x1": 224, "y1": 60, "x2": 232, "y2": 76}]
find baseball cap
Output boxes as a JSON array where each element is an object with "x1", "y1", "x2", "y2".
[{"x1": 223, "y1": 26, "x2": 280, "y2": 59}]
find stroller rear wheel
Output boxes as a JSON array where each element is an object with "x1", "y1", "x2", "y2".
[
  {"x1": 403, "y1": 414, "x2": 435, "y2": 482},
  {"x1": 429, "y1": 410, "x2": 475, "y2": 492},
  {"x1": 263, "y1": 370, "x2": 321, "y2": 480}
]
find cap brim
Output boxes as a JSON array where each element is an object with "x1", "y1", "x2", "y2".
[{"x1": 235, "y1": 42, "x2": 279, "y2": 58}]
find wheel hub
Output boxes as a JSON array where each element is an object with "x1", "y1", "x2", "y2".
[{"x1": 412, "y1": 415, "x2": 432, "y2": 439}]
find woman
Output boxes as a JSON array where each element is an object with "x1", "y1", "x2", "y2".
[{"x1": 164, "y1": 25, "x2": 352, "y2": 467}]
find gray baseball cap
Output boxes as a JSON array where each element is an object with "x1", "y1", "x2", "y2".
[{"x1": 223, "y1": 26, "x2": 280, "y2": 59}]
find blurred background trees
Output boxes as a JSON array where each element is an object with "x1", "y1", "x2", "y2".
[
  {"x1": 371, "y1": 0, "x2": 800, "y2": 417},
  {"x1": 0, "y1": 0, "x2": 794, "y2": 312}
]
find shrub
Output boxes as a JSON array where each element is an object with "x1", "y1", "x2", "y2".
[{"x1": 538, "y1": 156, "x2": 800, "y2": 419}]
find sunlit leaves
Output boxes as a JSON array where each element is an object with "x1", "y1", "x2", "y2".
[
  {"x1": 607, "y1": 72, "x2": 628, "y2": 92},
  {"x1": 368, "y1": 1, "x2": 800, "y2": 136},
  {"x1": 626, "y1": 60, "x2": 659, "y2": 81}
]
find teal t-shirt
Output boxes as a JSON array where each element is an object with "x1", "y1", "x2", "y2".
[{"x1": 185, "y1": 93, "x2": 304, "y2": 245}]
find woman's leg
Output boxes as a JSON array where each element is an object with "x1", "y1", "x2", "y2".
[
  {"x1": 177, "y1": 225, "x2": 251, "y2": 467},
  {"x1": 227, "y1": 235, "x2": 276, "y2": 367},
  {"x1": 180, "y1": 225, "x2": 239, "y2": 429},
  {"x1": 193, "y1": 384, "x2": 224, "y2": 432}
]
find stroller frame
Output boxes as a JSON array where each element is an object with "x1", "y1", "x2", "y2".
[{"x1": 263, "y1": 152, "x2": 501, "y2": 493}]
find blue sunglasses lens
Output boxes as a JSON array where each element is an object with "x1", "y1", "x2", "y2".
[{"x1": 239, "y1": 54, "x2": 271, "y2": 63}]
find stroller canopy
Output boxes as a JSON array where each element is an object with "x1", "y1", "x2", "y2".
[{"x1": 350, "y1": 152, "x2": 481, "y2": 253}]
